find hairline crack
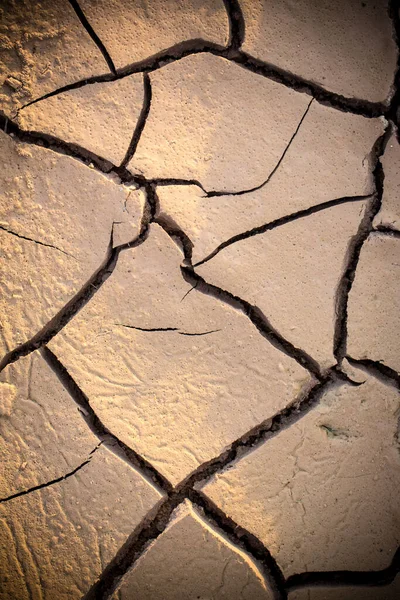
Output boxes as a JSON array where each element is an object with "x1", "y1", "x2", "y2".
[
  {"x1": 194, "y1": 194, "x2": 372, "y2": 268},
  {"x1": 0, "y1": 224, "x2": 76, "y2": 259},
  {"x1": 0, "y1": 443, "x2": 100, "y2": 504},
  {"x1": 0, "y1": 200, "x2": 153, "y2": 374},
  {"x1": 205, "y1": 98, "x2": 314, "y2": 198},
  {"x1": 116, "y1": 324, "x2": 221, "y2": 336}
]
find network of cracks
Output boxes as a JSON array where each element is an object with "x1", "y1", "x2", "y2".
[{"x1": 1, "y1": 0, "x2": 400, "y2": 598}]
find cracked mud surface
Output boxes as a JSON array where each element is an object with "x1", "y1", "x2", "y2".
[{"x1": 1, "y1": 1, "x2": 400, "y2": 598}]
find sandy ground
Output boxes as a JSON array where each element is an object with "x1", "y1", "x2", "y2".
[{"x1": 0, "y1": 0, "x2": 400, "y2": 598}]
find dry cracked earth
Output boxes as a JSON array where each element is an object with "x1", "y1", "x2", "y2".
[{"x1": 1, "y1": 0, "x2": 400, "y2": 599}]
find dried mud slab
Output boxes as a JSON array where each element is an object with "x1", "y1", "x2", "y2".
[
  {"x1": 347, "y1": 234, "x2": 400, "y2": 373},
  {"x1": 0, "y1": 0, "x2": 398, "y2": 595},
  {"x1": 0, "y1": 131, "x2": 143, "y2": 353},
  {"x1": 0, "y1": 0, "x2": 108, "y2": 116},
  {"x1": 130, "y1": 54, "x2": 311, "y2": 192},
  {"x1": 0, "y1": 444, "x2": 162, "y2": 599},
  {"x1": 0, "y1": 352, "x2": 97, "y2": 499},
  {"x1": 19, "y1": 76, "x2": 145, "y2": 165},
  {"x1": 289, "y1": 579, "x2": 400, "y2": 600},
  {"x1": 197, "y1": 201, "x2": 367, "y2": 367},
  {"x1": 78, "y1": 0, "x2": 229, "y2": 68},
  {"x1": 49, "y1": 225, "x2": 309, "y2": 484},
  {"x1": 374, "y1": 133, "x2": 400, "y2": 228},
  {"x1": 202, "y1": 372, "x2": 400, "y2": 577},
  {"x1": 240, "y1": 0, "x2": 397, "y2": 102},
  {"x1": 113, "y1": 501, "x2": 272, "y2": 600},
  {"x1": 158, "y1": 104, "x2": 382, "y2": 264},
  {"x1": 0, "y1": 351, "x2": 162, "y2": 599}
]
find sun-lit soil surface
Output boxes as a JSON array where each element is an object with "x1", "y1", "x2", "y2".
[{"x1": 1, "y1": 1, "x2": 400, "y2": 598}]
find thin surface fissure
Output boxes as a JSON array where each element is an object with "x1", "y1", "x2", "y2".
[
  {"x1": 38, "y1": 322, "x2": 337, "y2": 600},
  {"x1": 80, "y1": 353, "x2": 394, "y2": 600},
  {"x1": 79, "y1": 366, "x2": 368, "y2": 600},
  {"x1": 0, "y1": 214, "x2": 152, "y2": 374},
  {"x1": 39, "y1": 349, "x2": 293, "y2": 600},
  {"x1": 0, "y1": 224, "x2": 75, "y2": 258},
  {"x1": 373, "y1": 224, "x2": 400, "y2": 238},
  {"x1": 194, "y1": 194, "x2": 372, "y2": 268},
  {"x1": 116, "y1": 324, "x2": 221, "y2": 336},
  {"x1": 0, "y1": 444, "x2": 100, "y2": 504},
  {"x1": 205, "y1": 98, "x2": 314, "y2": 198},
  {"x1": 181, "y1": 265, "x2": 323, "y2": 378},
  {"x1": 152, "y1": 216, "x2": 324, "y2": 377}
]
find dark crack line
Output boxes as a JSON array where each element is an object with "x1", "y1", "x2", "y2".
[
  {"x1": 1, "y1": 111, "x2": 378, "y2": 599},
  {"x1": 194, "y1": 194, "x2": 372, "y2": 268},
  {"x1": 205, "y1": 98, "x2": 313, "y2": 197},
  {"x1": 40, "y1": 346, "x2": 173, "y2": 494},
  {"x1": 189, "y1": 489, "x2": 287, "y2": 599},
  {"x1": 180, "y1": 370, "x2": 352, "y2": 491},
  {"x1": 0, "y1": 112, "x2": 115, "y2": 173},
  {"x1": 81, "y1": 359, "x2": 369, "y2": 600},
  {"x1": 373, "y1": 224, "x2": 400, "y2": 239},
  {"x1": 83, "y1": 488, "x2": 288, "y2": 600},
  {"x1": 18, "y1": 40, "x2": 385, "y2": 119},
  {"x1": 0, "y1": 444, "x2": 99, "y2": 504},
  {"x1": 179, "y1": 329, "x2": 221, "y2": 337},
  {"x1": 19, "y1": 40, "x2": 221, "y2": 112},
  {"x1": 0, "y1": 226, "x2": 119, "y2": 372},
  {"x1": 0, "y1": 34, "x2": 396, "y2": 600},
  {"x1": 333, "y1": 125, "x2": 392, "y2": 364},
  {"x1": 82, "y1": 494, "x2": 181, "y2": 600},
  {"x1": 120, "y1": 73, "x2": 152, "y2": 168},
  {"x1": 223, "y1": 0, "x2": 245, "y2": 51},
  {"x1": 0, "y1": 16, "x2": 396, "y2": 600},
  {"x1": 346, "y1": 355, "x2": 400, "y2": 391},
  {"x1": 181, "y1": 266, "x2": 323, "y2": 378},
  {"x1": 67, "y1": 0, "x2": 117, "y2": 76},
  {"x1": 83, "y1": 368, "x2": 348, "y2": 600},
  {"x1": 0, "y1": 196, "x2": 153, "y2": 374},
  {"x1": 116, "y1": 323, "x2": 221, "y2": 336},
  {"x1": 117, "y1": 325, "x2": 179, "y2": 333},
  {"x1": 153, "y1": 216, "x2": 323, "y2": 377},
  {"x1": 387, "y1": 0, "x2": 400, "y2": 135},
  {"x1": 149, "y1": 177, "x2": 208, "y2": 194},
  {"x1": 286, "y1": 546, "x2": 400, "y2": 590},
  {"x1": 181, "y1": 283, "x2": 197, "y2": 302},
  {"x1": 80, "y1": 362, "x2": 357, "y2": 599},
  {"x1": 227, "y1": 49, "x2": 386, "y2": 119},
  {"x1": 0, "y1": 224, "x2": 75, "y2": 258},
  {"x1": 0, "y1": 111, "x2": 147, "y2": 190},
  {"x1": 155, "y1": 214, "x2": 194, "y2": 263}
]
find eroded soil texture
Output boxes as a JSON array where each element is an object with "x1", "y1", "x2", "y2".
[{"x1": 1, "y1": 0, "x2": 400, "y2": 599}]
